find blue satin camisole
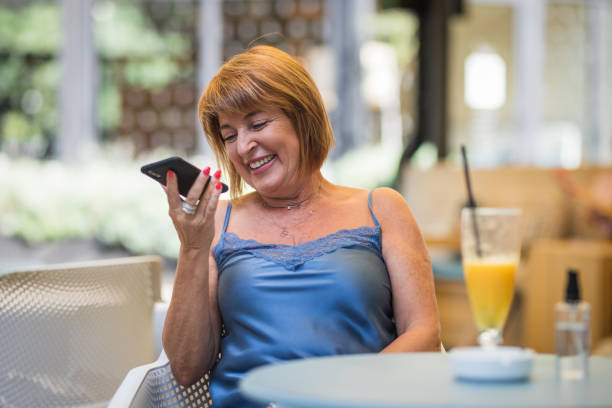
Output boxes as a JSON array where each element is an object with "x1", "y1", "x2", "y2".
[{"x1": 209, "y1": 191, "x2": 397, "y2": 407}]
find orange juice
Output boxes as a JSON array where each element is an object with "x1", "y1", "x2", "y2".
[{"x1": 463, "y1": 260, "x2": 517, "y2": 330}]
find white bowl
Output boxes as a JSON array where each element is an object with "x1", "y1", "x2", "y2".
[{"x1": 449, "y1": 346, "x2": 534, "y2": 382}]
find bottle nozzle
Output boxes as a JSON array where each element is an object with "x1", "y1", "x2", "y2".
[{"x1": 565, "y1": 269, "x2": 580, "y2": 303}]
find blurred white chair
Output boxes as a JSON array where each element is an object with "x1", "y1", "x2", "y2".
[
  {"x1": 0, "y1": 255, "x2": 166, "y2": 408},
  {"x1": 109, "y1": 350, "x2": 213, "y2": 408}
]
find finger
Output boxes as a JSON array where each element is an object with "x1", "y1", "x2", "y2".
[
  {"x1": 197, "y1": 169, "x2": 222, "y2": 217},
  {"x1": 202, "y1": 171, "x2": 223, "y2": 218},
  {"x1": 165, "y1": 170, "x2": 181, "y2": 210},
  {"x1": 203, "y1": 180, "x2": 223, "y2": 220},
  {"x1": 184, "y1": 166, "x2": 212, "y2": 205}
]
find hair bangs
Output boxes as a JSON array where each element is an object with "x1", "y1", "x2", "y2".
[{"x1": 205, "y1": 72, "x2": 272, "y2": 116}]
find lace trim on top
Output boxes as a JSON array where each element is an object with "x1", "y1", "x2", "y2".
[{"x1": 214, "y1": 225, "x2": 382, "y2": 271}]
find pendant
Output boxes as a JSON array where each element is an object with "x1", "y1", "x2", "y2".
[{"x1": 280, "y1": 227, "x2": 289, "y2": 238}]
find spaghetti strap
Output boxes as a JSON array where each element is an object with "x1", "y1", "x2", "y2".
[
  {"x1": 367, "y1": 191, "x2": 380, "y2": 228},
  {"x1": 221, "y1": 201, "x2": 232, "y2": 232}
]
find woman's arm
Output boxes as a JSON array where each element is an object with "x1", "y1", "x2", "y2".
[
  {"x1": 162, "y1": 247, "x2": 222, "y2": 386},
  {"x1": 555, "y1": 169, "x2": 612, "y2": 220},
  {"x1": 372, "y1": 188, "x2": 442, "y2": 352},
  {"x1": 161, "y1": 170, "x2": 224, "y2": 387}
]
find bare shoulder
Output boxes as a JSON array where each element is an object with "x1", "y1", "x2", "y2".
[
  {"x1": 224, "y1": 192, "x2": 259, "y2": 214},
  {"x1": 370, "y1": 187, "x2": 411, "y2": 218},
  {"x1": 214, "y1": 192, "x2": 260, "y2": 231},
  {"x1": 369, "y1": 187, "x2": 423, "y2": 238},
  {"x1": 370, "y1": 188, "x2": 427, "y2": 258},
  {"x1": 329, "y1": 184, "x2": 370, "y2": 205}
]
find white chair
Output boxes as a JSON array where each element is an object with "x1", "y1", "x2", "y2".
[
  {"x1": 0, "y1": 255, "x2": 166, "y2": 408},
  {"x1": 109, "y1": 351, "x2": 213, "y2": 408}
]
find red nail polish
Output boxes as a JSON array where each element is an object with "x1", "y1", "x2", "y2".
[
  {"x1": 215, "y1": 181, "x2": 222, "y2": 190},
  {"x1": 203, "y1": 166, "x2": 211, "y2": 175},
  {"x1": 167, "y1": 170, "x2": 174, "y2": 179},
  {"x1": 214, "y1": 169, "x2": 222, "y2": 179}
]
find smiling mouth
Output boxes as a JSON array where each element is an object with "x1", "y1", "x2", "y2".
[{"x1": 249, "y1": 154, "x2": 275, "y2": 169}]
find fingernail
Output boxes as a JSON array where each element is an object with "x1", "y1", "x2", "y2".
[
  {"x1": 215, "y1": 181, "x2": 222, "y2": 190},
  {"x1": 203, "y1": 166, "x2": 211, "y2": 175},
  {"x1": 167, "y1": 170, "x2": 174, "y2": 179},
  {"x1": 214, "y1": 169, "x2": 222, "y2": 179}
]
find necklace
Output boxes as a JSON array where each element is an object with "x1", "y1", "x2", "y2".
[
  {"x1": 262, "y1": 201, "x2": 315, "y2": 239},
  {"x1": 259, "y1": 181, "x2": 322, "y2": 240},
  {"x1": 270, "y1": 209, "x2": 315, "y2": 240},
  {"x1": 260, "y1": 191, "x2": 315, "y2": 211},
  {"x1": 260, "y1": 195, "x2": 316, "y2": 239}
]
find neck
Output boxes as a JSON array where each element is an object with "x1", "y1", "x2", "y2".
[{"x1": 259, "y1": 173, "x2": 323, "y2": 210}]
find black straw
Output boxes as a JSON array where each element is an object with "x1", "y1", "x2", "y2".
[{"x1": 461, "y1": 145, "x2": 482, "y2": 257}]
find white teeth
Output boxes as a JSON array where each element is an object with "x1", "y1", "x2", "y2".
[{"x1": 249, "y1": 155, "x2": 274, "y2": 169}]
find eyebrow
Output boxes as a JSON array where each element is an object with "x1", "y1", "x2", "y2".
[{"x1": 219, "y1": 110, "x2": 262, "y2": 130}]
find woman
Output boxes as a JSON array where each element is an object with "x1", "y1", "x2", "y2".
[
  {"x1": 555, "y1": 168, "x2": 612, "y2": 239},
  {"x1": 162, "y1": 45, "x2": 440, "y2": 408}
]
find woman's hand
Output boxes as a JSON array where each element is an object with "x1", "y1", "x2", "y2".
[
  {"x1": 164, "y1": 167, "x2": 223, "y2": 251},
  {"x1": 162, "y1": 167, "x2": 224, "y2": 386}
]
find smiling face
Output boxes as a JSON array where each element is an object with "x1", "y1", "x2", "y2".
[
  {"x1": 218, "y1": 107, "x2": 303, "y2": 198},
  {"x1": 199, "y1": 46, "x2": 334, "y2": 199}
]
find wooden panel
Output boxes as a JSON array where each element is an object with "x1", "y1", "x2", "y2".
[
  {"x1": 435, "y1": 279, "x2": 477, "y2": 348},
  {"x1": 524, "y1": 239, "x2": 612, "y2": 353}
]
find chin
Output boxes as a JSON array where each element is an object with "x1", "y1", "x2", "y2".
[
  {"x1": 248, "y1": 174, "x2": 283, "y2": 193},
  {"x1": 253, "y1": 180, "x2": 287, "y2": 196}
]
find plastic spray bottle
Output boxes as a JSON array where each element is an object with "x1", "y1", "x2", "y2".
[{"x1": 555, "y1": 269, "x2": 590, "y2": 380}]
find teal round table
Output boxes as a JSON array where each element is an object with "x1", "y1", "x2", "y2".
[{"x1": 240, "y1": 353, "x2": 612, "y2": 408}]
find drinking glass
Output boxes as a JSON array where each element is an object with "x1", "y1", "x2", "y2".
[{"x1": 461, "y1": 207, "x2": 522, "y2": 348}]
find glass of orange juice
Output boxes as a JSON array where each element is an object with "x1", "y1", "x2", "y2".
[{"x1": 461, "y1": 207, "x2": 522, "y2": 348}]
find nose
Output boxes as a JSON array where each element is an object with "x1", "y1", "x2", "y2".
[{"x1": 236, "y1": 129, "x2": 257, "y2": 157}]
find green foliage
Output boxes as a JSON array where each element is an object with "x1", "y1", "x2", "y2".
[
  {"x1": 0, "y1": 58, "x2": 23, "y2": 96},
  {"x1": 97, "y1": 81, "x2": 121, "y2": 133},
  {"x1": 372, "y1": 9, "x2": 419, "y2": 68},
  {"x1": 94, "y1": 2, "x2": 193, "y2": 96},
  {"x1": 0, "y1": 4, "x2": 60, "y2": 157},
  {"x1": 1, "y1": 111, "x2": 32, "y2": 142},
  {"x1": 330, "y1": 142, "x2": 402, "y2": 190},
  {"x1": 31, "y1": 60, "x2": 59, "y2": 89},
  {"x1": 94, "y1": 2, "x2": 190, "y2": 59},
  {"x1": 0, "y1": 1, "x2": 194, "y2": 157},
  {"x1": 14, "y1": 3, "x2": 60, "y2": 53},
  {"x1": 0, "y1": 147, "x2": 221, "y2": 259},
  {"x1": 123, "y1": 57, "x2": 182, "y2": 89},
  {"x1": 0, "y1": 9, "x2": 18, "y2": 50},
  {"x1": 0, "y1": 3, "x2": 59, "y2": 53}
]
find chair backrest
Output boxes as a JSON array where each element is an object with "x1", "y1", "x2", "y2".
[
  {"x1": 0, "y1": 255, "x2": 162, "y2": 408},
  {"x1": 119, "y1": 352, "x2": 213, "y2": 408}
]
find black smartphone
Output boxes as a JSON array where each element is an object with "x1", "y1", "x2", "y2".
[{"x1": 141, "y1": 156, "x2": 228, "y2": 197}]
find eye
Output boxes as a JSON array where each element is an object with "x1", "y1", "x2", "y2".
[
  {"x1": 252, "y1": 120, "x2": 269, "y2": 131},
  {"x1": 222, "y1": 133, "x2": 237, "y2": 143}
]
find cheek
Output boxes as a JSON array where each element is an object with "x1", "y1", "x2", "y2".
[
  {"x1": 225, "y1": 148, "x2": 247, "y2": 175},
  {"x1": 225, "y1": 145, "x2": 241, "y2": 164}
]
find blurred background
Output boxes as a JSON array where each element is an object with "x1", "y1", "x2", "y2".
[{"x1": 1, "y1": 0, "x2": 611, "y2": 351}]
